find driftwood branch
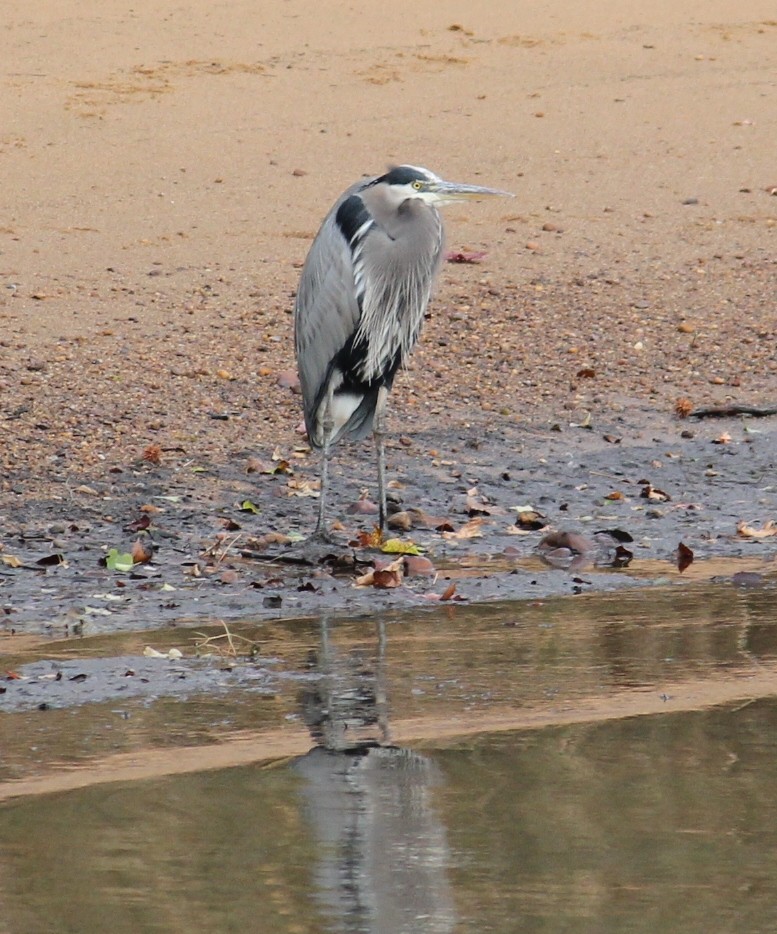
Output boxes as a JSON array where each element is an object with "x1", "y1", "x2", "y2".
[{"x1": 689, "y1": 404, "x2": 777, "y2": 419}]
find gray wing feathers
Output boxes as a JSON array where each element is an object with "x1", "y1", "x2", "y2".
[{"x1": 294, "y1": 208, "x2": 361, "y2": 438}]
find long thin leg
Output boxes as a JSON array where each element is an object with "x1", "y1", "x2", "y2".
[
  {"x1": 315, "y1": 392, "x2": 334, "y2": 538},
  {"x1": 373, "y1": 387, "x2": 389, "y2": 531}
]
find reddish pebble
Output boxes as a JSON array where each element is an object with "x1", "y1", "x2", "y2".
[{"x1": 403, "y1": 555, "x2": 436, "y2": 577}]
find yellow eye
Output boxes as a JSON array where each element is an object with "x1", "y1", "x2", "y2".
[{"x1": 412, "y1": 180, "x2": 423, "y2": 191}]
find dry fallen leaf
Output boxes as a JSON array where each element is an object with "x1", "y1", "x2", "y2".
[
  {"x1": 131, "y1": 539, "x2": 154, "y2": 564},
  {"x1": 445, "y1": 249, "x2": 487, "y2": 264},
  {"x1": 1, "y1": 555, "x2": 23, "y2": 568},
  {"x1": 286, "y1": 478, "x2": 320, "y2": 498},
  {"x1": 403, "y1": 555, "x2": 436, "y2": 577},
  {"x1": 736, "y1": 520, "x2": 777, "y2": 539},
  {"x1": 261, "y1": 531, "x2": 293, "y2": 546},
  {"x1": 355, "y1": 556, "x2": 404, "y2": 589},
  {"x1": 347, "y1": 497, "x2": 379, "y2": 515},
  {"x1": 442, "y1": 517, "x2": 485, "y2": 540},
  {"x1": 143, "y1": 646, "x2": 183, "y2": 659},
  {"x1": 640, "y1": 483, "x2": 671, "y2": 502},
  {"x1": 354, "y1": 527, "x2": 384, "y2": 549},
  {"x1": 387, "y1": 510, "x2": 413, "y2": 531},
  {"x1": 514, "y1": 508, "x2": 547, "y2": 531},
  {"x1": 677, "y1": 541, "x2": 694, "y2": 573},
  {"x1": 423, "y1": 581, "x2": 466, "y2": 602},
  {"x1": 440, "y1": 581, "x2": 457, "y2": 601},
  {"x1": 465, "y1": 487, "x2": 495, "y2": 516}
]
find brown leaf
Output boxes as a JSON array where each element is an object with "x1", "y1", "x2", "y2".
[
  {"x1": 372, "y1": 567, "x2": 403, "y2": 588},
  {"x1": 514, "y1": 509, "x2": 547, "y2": 531},
  {"x1": 441, "y1": 517, "x2": 485, "y2": 540},
  {"x1": 276, "y1": 369, "x2": 300, "y2": 391},
  {"x1": 286, "y1": 478, "x2": 320, "y2": 497},
  {"x1": 347, "y1": 497, "x2": 379, "y2": 515},
  {"x1": 355, "y1": 557, "x2": 403, "y2": 589},
  {"x1": 445, "y1": 249, "x2": 487, "y2": 264},
  {"x1": 612, "y1": 545, "x2": 634, "y2": 567},
  {"x1": 605, "y1": 491, "x2": 624, "y2": 501},
  {"x1": 440, "y1": 582, "x2": 457, "y2": 601},
  {"x1": 131, "y1": 539, "x2": 154, "y2": 564},
  {"x1": 736, "y1": 520, "x2": 777, "y2": 539},
  {"x1": 257, "y1": 531, "x2": 293, "y2": 546},
  {"x1": 403, "y1": 555, "x2": 436, "y2": 577},
  {"x1": 640, "y1": 483, "x2": 671, "y2": 502},
  {"x1": 677, "y1": 542, "x2": 694, "y2": 573},
  {"x1": 387, "y1": 510, "x2": 413, "y2": 531},
  {"x1": 538, "y1": 531, "x2": 596, "y2": 555},
  {"x1": 465, "y1": 487, "x2": 494, "y2": 516},
  {"x1": 353, "y1": 527, "x2": 384, "y2": 549},
  {"x1": 712, "y1": 432, "x2": 732, "y2": 445},
  {"x1": 393, "y1": 508, "x2": 448, "y2": 530},
  {"x1": 576, "y1": 367, "x2": 596, "y2": 379}
]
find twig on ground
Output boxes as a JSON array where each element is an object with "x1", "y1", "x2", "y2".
[
  {"x1": 192, "y1": 619, "x2": 260, "y2": 658},
  {"x1": 201, "y1": 532, "x2": 244, "y2": 566},
  {"x1": 689, "y1": 404, "x2": 777, "y2": 419}
]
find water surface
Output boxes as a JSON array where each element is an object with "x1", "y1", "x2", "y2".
[{"x1": 1, "y1": 579, "x2": 777, "y2": 932}]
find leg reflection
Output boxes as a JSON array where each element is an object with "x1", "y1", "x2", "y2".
[{"x1": 293, "y1": 616, "x2": 456, "y2": 933}]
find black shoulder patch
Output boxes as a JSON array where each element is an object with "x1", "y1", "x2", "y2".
[{"x1": 335, "y1": 195, "x2": 371, "y2": 246}]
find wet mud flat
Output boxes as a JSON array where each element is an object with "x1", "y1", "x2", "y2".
[
  {"x1": 1, "y1": 403, "x2": 775, "y2": 635},
  {"x1": 0, "y1": 402, "x2": 774, "y2": 719}
]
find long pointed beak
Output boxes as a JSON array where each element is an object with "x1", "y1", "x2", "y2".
[{"x1": 429, "y1": 179, "x2": 515, "y2": 202}]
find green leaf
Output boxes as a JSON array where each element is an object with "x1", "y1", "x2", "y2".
[
  {"x1": 381, "y1": 538, "x2": 422, "y2": 556},
  {"x1": 239, "y1": 500, "x2": 259, "y2": 514},
  {"x1": 106, "y1": 548, "x2": 135, "y2": 572}
]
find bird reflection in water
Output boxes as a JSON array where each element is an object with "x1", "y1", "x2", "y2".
[{"x1": 293, "y1": 617, "x2": 456, "y2": 933}]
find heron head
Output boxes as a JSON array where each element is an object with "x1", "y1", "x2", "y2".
[{"x1": 376, "y1": 164, "x2": 513, "y2": 208}]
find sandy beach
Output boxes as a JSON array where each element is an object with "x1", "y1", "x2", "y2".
[{"x1": 0, "y1": 1, "x2": 775, "y2": 628}]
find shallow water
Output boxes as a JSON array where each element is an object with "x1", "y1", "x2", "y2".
[{"x1": 1, "y1": 579, "x2": 777, "y2": 932}]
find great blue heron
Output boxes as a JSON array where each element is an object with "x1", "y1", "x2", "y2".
[{"x1": 294, "y1": 164, "x2": 512, "y2": 539}]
